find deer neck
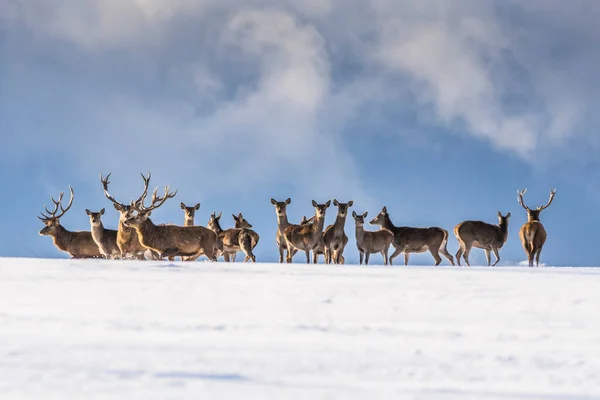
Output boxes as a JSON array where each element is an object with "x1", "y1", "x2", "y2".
[
  {"x1": 498, "y1": 221, "x2": 509, "y2": 241},
  {"x1": 380, "y1": 214, "x2": 396, "y2": 231},
  {"x1": 52, "y1": 225, "x2": 73, "y2": 250},
  {"x1": 527, "y1": 215, "x2": 539, "y2": 223},
  {"x1": 184, "y1": 217, "x2": 194, "y2": 227},
  {"x1": 277, "y1": 213, "x2": 290, "y2": 231},
  {"x1": 311, "y1": 214, "x2": 326, "y2": 236},
  {"x1": 333, "y1": 214, "x2": 347, "y2": 235},
  {"x1": 210, "y1": 221, "x2": 223, "y2": 235},
  {"x1": 90, "y1": 222, "x2": 106, "y2": 241},
  {"x1": 355, "y1": 224, "x2": 365, "y2": 243}
]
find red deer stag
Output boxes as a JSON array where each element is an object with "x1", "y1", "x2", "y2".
[
  {"x1": 207, "y1": 212, "x2": 259, "y2": 262},
  {"x1": 85, "y1": 208, "x2": 119, "y2": 259},
  {"x1": 100, "y1": 172, "x2": 154, "y2": 260},
  {"x1": 322, "y1": 200, "x2": 353, "y2": 264},
  {"x1": 454, "y1": 212, "x2": 511, "y2": 266},
  {"x1": 38, "y1": 187, "x2": 102, "y2": 259},
  {"x1": 517, "y1": 188, "x2": 556, "y2": 267},
  {"x1": 370, "y1": 206, "x2": 454, "y2": 266},
  {"x1": 283, "y1": 200, "x2": 331, "y2": 263},
  {"x1": 352, "y1": 211, "x2": 393, "y2": 265},
  {"x1": 123, "y1": 185, "x2": 217, "y2": 261}
]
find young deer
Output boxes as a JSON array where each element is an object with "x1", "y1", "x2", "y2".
[
  {"x1": 207, "y1": 212, "x2": 259, "y2": 262},
  {"x1": 370, "y1": 206, "x2": 455, "y2": 266},
  {"x1": 283, "y1": 200, "x2": 331, "y2": 263},
  {"x1": 270, "y1": 198, "x2": 298, "y2": 263},
  {"x1": 38, "y1": 187, "x2": 102, "y2": 259},
  {"x1": 123, "y1": 185, "x2": 217, "y2": 261},
  {"x1": 322, "y1": 199, "x2": 353, "y2": 264},
  {"x1": 300, "y1": 215, "x2": 327, "y2": 263},
  {"x1": 454, "y1": 212, "x2": 511, "y2": 266},
  {"x1": 101, "y1": 172, "x2": 152, "y2": 260},
  {"x1": 180, "y1": 202, "x2": 200, "y2": 226},
  {"x1": 85, "y1": 208, "x2": 119, "y2": 259},
  {"x1": 517, "y1": 189, "x2": 556, "y2": 266},
  {"x1": 352, "y1": 211, "x2": 393, "y2": 265}
]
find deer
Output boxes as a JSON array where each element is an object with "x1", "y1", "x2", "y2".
[
  {"x1": 300, "y1": 215, "x2": 326, "y2": 263},
  {"x1": 322, "y1": 199, "x2": 353, "y2": 264},
  {"x1": 270, "y1": 198, "x2": 298, "y2": 263},
  {"x1": 454, "y1": 212, "x2": 511, "y2": 266},
  {"x1": 100, "y1": 172, "x2": 155, "y2": 260},
  {"x1": 180, "y1": 202, "x2": 200, "y2": 226},
  {"x1": 369, "y1": 206, "x2": 455, "y2": 266},
  {"x1": 517, "y1": 189, "x2": 556, "y2": 267},
  {"x1": 207, "y1": 212, "x2": 259, "y2": 262},
  {"x1": 38, "y1": 187, "x2": 103, "y2": 259},
  {"x1": 85, "y1": 208, "x2": 119, "y2": 259},
  {"x1": 283, "y1": 200, "x2": 331, "y2": 263},
  {"x1": 352, "y1": 211, "x2": 394, "y2": 265}
]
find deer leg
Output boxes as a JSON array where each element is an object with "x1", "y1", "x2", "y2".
[
  {"x1": 491, "y1": 246, "x2": 501, "y2": 266},
  {"x1": 484, "y1": 249, "x2": 491, "y2": 266},
  {"x1": 535, "y1": 248, "x2": 542, "y2": 267},
  {"x1": 359, "y1": 251, "x2": 364, "y2": 265},
  {"x1": 305, "y1": 250, "x2": 311, "y2": 264},
  {"x1": 463, "y1": 245, "x2": 472, "y2": 267},
  {"x1": 429, "y1": 248, "x2": 442, "y2": 266},
  {"x1": 455, "y1": 246, "x2": 463, "y2": 267},
  {"x1": 389, "y1": 246, "x2": 402, "y2": 265},
  {"x1": 404, "y1": 252, "x2": 410, "y2": 266},
  {"x1": 439, "y1": 246, "x2": 455, "y2": 266},
  {"x1": 278, "y1": 245, "x2": 284, "y2": 263},
  {"x1": 365, "y1": 251, "x2": 371, "y2": 265}
]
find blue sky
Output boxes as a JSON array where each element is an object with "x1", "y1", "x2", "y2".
[{"x1": 2, "y1": 0, "x2": 600, "y2": 265}]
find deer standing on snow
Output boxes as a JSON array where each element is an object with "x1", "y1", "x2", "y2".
[
  {"x1": 370, "y1": 206, "x2": 454, "y2": 266},
  {"x1": 352, "y1": 211, "x2": 394, "y2": 265},
  {"x1": 322, "y1": 199, "x2": 353, "y2": 264},
  {"x1": 270, "y1": 198, "x2": 298, "y2": 263},
  {"x1": 454, "y1": 212, "x2": 511, "y2": 266},
  {"x1": 517, "y1": 189, "x2": 556, "y2": 267},
  {"x1": 85, "y1": 208, "x2": 119, "y2": 259},
  {"x1": 283, "y1": 200, "x2": 331, "y2": 263},
  {"x1": 207, "y1": 212, "x2": 259, "y2": 262},
  {"x1": 38, "y1": 187, "x2": 102, "y2": 259}
]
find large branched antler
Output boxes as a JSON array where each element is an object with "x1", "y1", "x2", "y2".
[
  {"x1": 100, "y1": 172, "x2": 127, "y2": 208},
  {"x1": 539, "y1": 189, "x2": 556, "y2": 211},
  {"x1": 133, "y1": 184, "x2": 177, "y2": 213},
  {"x1": 517, "y1": 189, "x2": 530, "y2": 211},
  {"x1": 38, "y1": 187, "x2": 75, "y2": 221}
]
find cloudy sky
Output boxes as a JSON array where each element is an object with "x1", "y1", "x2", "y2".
[{"x1": 2, "y1": 0, "x2": 600, "y2": 265}]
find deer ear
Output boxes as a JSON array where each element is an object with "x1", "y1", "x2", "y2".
[
  {"x1": 232, "y1": 213, "x2": 238, "y2": 221},
  {"x1": 85, "y1": 209, "x2": 91, "y2": 215},
  {"x1": 506, "y1": 212, "x2": 511, "y2": 218},
  {"x1": 333, "y1": 199, "x2": 339, "y2": 206},
  {"x1": 498, "y1": 211, "x2": 502, "y2": 218},
  {"x1": 348, "y1": 200, "x2": 353, "y2": 207},
  {"x1": 363, "y1": 211, "x2": 368, "y2": 218},
  {"x1": 113, "y1": 203, "x2": 122, "y2": 211},
  {"x1": 352, "y1": 210, "x2": 357, "y2": 218},
  {"x1": 285, "y1": 198, "x2": 291, "y2": 205},
  {"x1": 217, "y1": 211, "x2": 222, "y2": 220},
  {"x1": 325, "y1": 200, "x2": 331, "y2": 207},
  {"x1": 194, "y1": 203, "x2": 200, "y2": 210},
  {"x1": 180, "y1": 202, "x2": 185, "y2": 210},
  {"x1": 146, "y1": 211, "x2": 152, "y2": 217},
  {"x1": 270, "y1": 198, "x2": 277, "y2": 205},
  {"x1": 382, "y1": 206, "x2": 387, "y2": 213},
  {"x1": 238, "y1": 213, "x2": 243, "y2": 219},
  {"x1": 100, "y1": 208, "x2": 105, "y2": 215},
  {"x1": 312, "y1": 200, "x2": 318, "y2": 207}
]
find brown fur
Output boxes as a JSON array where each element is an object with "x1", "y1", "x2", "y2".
[
  {"x1": 454, "y1": 212, "x2": 511, "y2": 266},
  {"x1": 517, "y1": 189, "x2": 556, "y2": 266},
  {"x1": 352, "y1": 211, "x2": 394, "y2": 265},
  {"x1": 38, "y1": 187, "x2": 103, "y2": 259},
  {"x1": 86, "y1": 208, "x2": 119, "y2": 259},
  {"x1": 322, "y1": 199, "x2": 353, "y2": 264},
  {"x1": 270, "y1": 198, "x2": 298, "y2": 263},
  {"x1": 283, "y1": 200, "x2": 331, "y2": 263},
  {"x1": 207, "y1": 212, "x2": 259, "y2": 262},
  {"x1": 370, "y1": 206, "x2": 454, "y2": 266}
]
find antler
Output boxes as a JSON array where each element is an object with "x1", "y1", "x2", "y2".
[
  {"x1": 38, "y1": 187, "x2": 74, "y2": 221},
  {"x1": 132, "y1": 172, "x2": 152, "y2": 208},
  {"x1": 100, "y1": 172, "x2": 127, "y2": 208},
  {"x1": 517, "y1": 189, "x2": 530, "y2": 211},
  {"x1": 538, "y1": 189, "x2": 556, "y2": 211},
  {"x1": 134, "y1": 184, "x2": 177, "y2": 213}
]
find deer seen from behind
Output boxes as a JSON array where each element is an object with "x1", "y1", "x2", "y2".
[
  {"x1": 352, "y1": 211, "x2": 393, "y2": 265},
  {"x1": 369, "y1": 206, "x2": 455, "y2": 266},
  {"x1": 517, "y1": 188, "x2": 556, "y2": 267},
  {"x1": 283, "y1": 200, "x2": 331, "y2": 263},
  {"x1": 38, "y1": 187, "x2": 102, "y2": 259},
  {"x1": 85, "y1": 208, "x2": 119, "y2": 259},
  {"x1": 207, "y1": 212, "x2": 259, "y2": 262},
  {"x1": 322, "y1": 199, "x2": 353, "y2": 264},
  {"x1": 454, "y1": 212, "x2": 511, "y2": 266},
  {"x1": 123, "y1": 181, "x2": 217, "y2": 261}
]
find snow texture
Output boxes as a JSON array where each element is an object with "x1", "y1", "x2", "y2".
[{"x1": 0, "y1": 257, "x2": 599, "y2": 399}]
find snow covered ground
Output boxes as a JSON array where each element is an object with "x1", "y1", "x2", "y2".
[{"x1": 0, "y1": 258, "x2": 599, "y2": 399}]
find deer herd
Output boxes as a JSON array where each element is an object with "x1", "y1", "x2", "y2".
[{"x1": 38, "y1": 172, "x2": 556, "y2": 267}]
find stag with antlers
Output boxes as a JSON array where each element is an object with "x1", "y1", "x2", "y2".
[
  {"x1": 517, "y1": 189, "x2": 556, "y2": 267},
  {"x1": 38, "y1": 187, "x2": 102, "y2": 258},
  {"x1": 123, "y1": 182, "x2": 217, "y2": 261}
]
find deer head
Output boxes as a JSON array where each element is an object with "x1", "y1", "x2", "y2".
[
  {"x1": 352, "y1": 210, "x2": 368, "y2": 226},
  {"x1": 270, "y1": 198, "x2": 291, "y2": 217},
  {"x1": 311, "y1": 200, "x2": 331, "y2": 219},
  {"x1": 101, "y1": 172, "x2": 151, "y2": 221},
  {"x1": 38, "y1": 187, "x2": 75, "y2": 236},
  {"x1": 497, "y1": 211, "x2": 511, "y2": 226},
  {"x1": 233, "y1": 213, "x2": 252, "y2": 229},
  {"x1": 369, "y1": 206, "x2": 388, "y2": 227},
  {"x1": 207, "y1": 211, "x2": 223, "y2": 232},
  {"x1": 180, "y1": 202, "x2": 200, "y2": 221},
  {"x1": 333, "y1": 199, "x2": 353, "y2": 218},
  {"x1": 517, "y1": 189, "x2": 556, "y2": 222},
  {"x1": 85, "y1": 208, "x2": 106, "y2": 226},
  {"x1": 123, "y1": 176, "x2": 177, "y2": 228}
]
